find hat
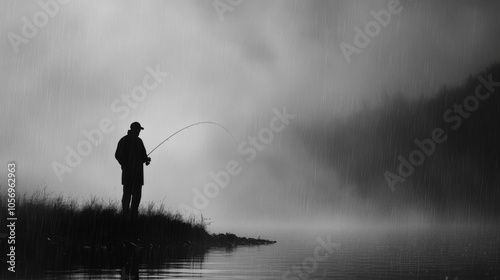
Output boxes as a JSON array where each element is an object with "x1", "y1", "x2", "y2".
[{"x1": 130, "y1": 122, "x2": 144, "y2": 130}]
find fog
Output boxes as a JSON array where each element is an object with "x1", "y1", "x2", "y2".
[{"x1": 1, "y1": 0, "x2": 500, "y2": 234}]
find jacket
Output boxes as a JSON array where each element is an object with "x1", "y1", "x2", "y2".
[{"x1": 115, "y1": 130, "x2": 148, "y2": 185}]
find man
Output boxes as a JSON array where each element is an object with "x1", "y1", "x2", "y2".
[{"x1": 115, "y1": 122, "x2": 151, "y2": 219}]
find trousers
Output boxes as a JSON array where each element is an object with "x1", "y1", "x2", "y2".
[{"x1": 122, "y1": 184, "x2": 142, "y2": 219}]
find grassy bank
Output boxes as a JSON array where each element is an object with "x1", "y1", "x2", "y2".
[{"x1": 0, "y1": 189, "x2": 275, "y2": 277}]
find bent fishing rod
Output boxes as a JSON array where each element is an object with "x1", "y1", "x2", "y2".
[{"x1": 147, "y1": 122, "x2": 235, "y2": 157}]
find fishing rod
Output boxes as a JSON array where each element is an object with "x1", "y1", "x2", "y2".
[{"x1": 147, "y1": 122, "x2": 235, "y2": 157}]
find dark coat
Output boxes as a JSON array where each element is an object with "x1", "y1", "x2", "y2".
[{"x1": 115, "y1": 131, "x2": 148, "y2": 186}]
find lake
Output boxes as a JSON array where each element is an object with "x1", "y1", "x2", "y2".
[{"x1": 44, "y1": 225, "x2": 500, "y2": 279}]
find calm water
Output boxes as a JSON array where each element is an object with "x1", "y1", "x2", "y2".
[{"x1": 44, "y1": 226, "x2": 500, "y2": 280}]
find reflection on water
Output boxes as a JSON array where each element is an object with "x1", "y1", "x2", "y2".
[{"x1": 44, "y1": 226, "x2": 500, "y2": 279}]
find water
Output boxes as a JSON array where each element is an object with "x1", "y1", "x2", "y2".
[{"x1": 44, "y1": 226, "x2": 500, "y2": 279}]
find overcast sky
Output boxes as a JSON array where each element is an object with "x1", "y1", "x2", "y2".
[{"x1": 1, "y1": 0, "x2": 500, "y2": 234}]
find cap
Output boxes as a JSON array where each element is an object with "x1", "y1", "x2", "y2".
[{"x1": 130, "y1": 122, "x2": 144, "y2": 130}]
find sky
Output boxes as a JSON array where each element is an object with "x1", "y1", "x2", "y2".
[{"x1": 1, "y1": 0, "x2": 500, "y2": 235}]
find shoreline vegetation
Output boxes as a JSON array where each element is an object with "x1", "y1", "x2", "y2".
[{"x1": 0, "y1": 190, "x2": 275, "y2": 277}]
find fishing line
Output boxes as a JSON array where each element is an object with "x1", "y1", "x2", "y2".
[{"x1": 147, "y1": 122, "x2": 235, "y2": 156}]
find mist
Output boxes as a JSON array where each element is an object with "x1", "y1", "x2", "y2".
[{"x1": 1, "y1": 0, "x2": 500, "y2": 235}]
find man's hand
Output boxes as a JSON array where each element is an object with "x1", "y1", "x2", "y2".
[{"x1": 146, "y1": 157, "x2": 151, "y2": 166}]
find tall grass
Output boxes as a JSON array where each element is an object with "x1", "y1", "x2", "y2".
[{"x1": 0, "y1": 188, "x2": 211, "y2": 277}]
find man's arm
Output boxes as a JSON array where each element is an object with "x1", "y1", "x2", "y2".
[{"x1": 139, "y1": 139, "x2": 151, "y2": 165}]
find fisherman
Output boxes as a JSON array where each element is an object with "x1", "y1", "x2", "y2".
[{"x1": 115, "y1": 122, "x2": 151, "y2": 220}]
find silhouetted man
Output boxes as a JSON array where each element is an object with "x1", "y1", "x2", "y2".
[{"x1": 115, "y1": 122, "x2": 151, "y2": 220}]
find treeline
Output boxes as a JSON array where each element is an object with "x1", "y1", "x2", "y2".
[{"x1": 303, "y1": 62, "x2": 500, "y2": 220}]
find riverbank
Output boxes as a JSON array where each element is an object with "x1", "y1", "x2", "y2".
[{"x1": 0, "y1": 190, "x2": 275, "y2": 278}]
